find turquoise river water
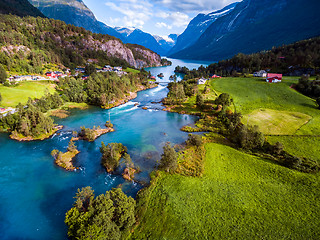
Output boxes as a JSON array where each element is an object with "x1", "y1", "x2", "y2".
[{"x1": 0, "y1": 59, "x2": 209, "y2": 239}]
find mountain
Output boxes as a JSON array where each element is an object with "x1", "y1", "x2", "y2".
[
  {"x1": 168, "y1": 34, "x2": 179, "y2": 42},
  {"x1": 153, "y1": 35, "x2": 178, "y2": 56},
  {"x1": 0, "y1": 0, "x2": 45, "y2": 17},
  {"x1": 169, "y1": 2, "x2": 238, "y2": 55},
  {"x1": 28, "y1": 0, "x2": 173, "y2": 56},
  {"x1": 0, "y1": 14, "x2": 163, "y2": 70},
  {"x1": 114, "y1": 27, "x2": 172, "y2": 56},
  {"x1": 170, "y1": 0, "x2": 320, "y2": 61},
  {"x1": 98, "y1": 21, "x2": 124, "y2": 41},
  {"x1": 28, "y1": 0, "x2": 105, "y2": 34}
]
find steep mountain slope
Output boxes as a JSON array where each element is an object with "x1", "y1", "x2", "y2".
[
  {"x1": 170, "y1": 0, "x2": 320, "y2": 61},
  {"x1": 169, "y1": 2, "x2": 238, "y2": 55},
  {"x1": 98, "y1": 21, "x2": 125, "y2": 41},
  {"x1": 0, "y1": 14, "x2": 162, "y2": 70},
  {"x1": 28, "y1": 0, "x2": 104, "y2": 34},
  {"x1": 153, "y1": 35, "x2": 177, "y2": 55},
  {"x1": 0, "y1": 0, "x2": 45, "y2": 17},
  {"x1": 168, "y1": 34, "x2": 179, "y2": 43}
]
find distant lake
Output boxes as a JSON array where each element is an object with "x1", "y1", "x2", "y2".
[
  {"x1": 0, "y1": 59, "x2": 208, "y2": 240},
  {"x1": 145, "y1": 58, "x2": 212, "y2": 82}
]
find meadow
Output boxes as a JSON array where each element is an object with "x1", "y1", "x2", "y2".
[
  {"x1": 211, "y1": 77, "x2": 320, "y2": 135},
  {"x1": 131, "y1": 143, "x2": 320, "y2": 239},
  {"x1": 0, "y1": 81, "x2": 56, "y2": 107},
  {"x1": 131, "y1": 76, "x2": 320, "y2": 239},
  {"x1": 267, "y1": 135, "x2": 320, "y2": 163}
]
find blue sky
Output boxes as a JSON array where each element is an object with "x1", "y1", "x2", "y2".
[{"x1": 83, "y1": 0, "x2": 238, "y2": 38}]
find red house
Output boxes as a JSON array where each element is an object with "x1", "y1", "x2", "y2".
[
  {"x1": 211, "y1": 74, "x2": 221, "y2": 78},
  {"x1": 266, "y1": 73, "x2": 282, "y2": 83},
  {"x1": 45, "y1": 72, "x2": 57, "y2": 78}
]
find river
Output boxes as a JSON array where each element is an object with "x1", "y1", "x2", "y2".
[{"x1": 0, "y1": 58, "x2": 210, "y2": 240}]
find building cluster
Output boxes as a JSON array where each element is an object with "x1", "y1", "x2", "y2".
[
  {"x1": 45, "y1": 71, "x2": 68, "y2": 79},
  {"x1": 7, "y1": 70, "x2": 70, "y2": 83},
  {"x1": 253, "y1": 70, "x2": 283, "y2": 83},
  {"x1": 0, "y1": 107, "x2": 16, "y2": 117},
  {"x1": 75, "y1": 65, "x2": 127, "y2": 79}
]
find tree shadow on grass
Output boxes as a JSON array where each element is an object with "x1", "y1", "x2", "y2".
[{"x1": 300, "y1": 102, "x2": 318, "y2": 110}]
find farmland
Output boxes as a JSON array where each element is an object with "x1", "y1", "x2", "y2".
[{"x1": 0, "y1": 81, "x2": 56, "y2": 107}]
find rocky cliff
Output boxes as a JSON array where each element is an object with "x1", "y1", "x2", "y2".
[{"x1": 82, "y1": 38, "x2": 161, "y2": 68}]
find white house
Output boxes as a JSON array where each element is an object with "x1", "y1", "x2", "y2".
[
  {"x1": 197, "y1": 77, "x2": 207, "y2": 85},
  {"x1": 253, "y1": 70, "x2": 267, "y2": 77}
]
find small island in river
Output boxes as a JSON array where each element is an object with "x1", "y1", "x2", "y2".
[
  {"x1": 72, "y1": 125, "x2": 115, "y2": 142},
  {"x1": 51, "y1": 140, "x2": 79, "y2": 171}
]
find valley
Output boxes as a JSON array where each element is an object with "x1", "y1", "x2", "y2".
[{"x1": 0, "y1": 0, "x2": 320, "y2": 239}]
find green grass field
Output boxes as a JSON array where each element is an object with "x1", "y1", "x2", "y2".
[
  {"x1": 132, "y1": 143, "x2": 320, "y2": 239},
  {"x1": 242, "y1": 109, "x2": 311, "y2": 135},
  {"x1": 0, "y1": 81, "x2": 56, "y2": 107},
  {"x1": 211, "y1": 77, "x2": 320, "y2": 135},
  {"x1": 124, "y1": 68, "x2": 140, "y2": 74},
  {"x1": 267, "y1": 136, "x2": 320, "y2": 163}
]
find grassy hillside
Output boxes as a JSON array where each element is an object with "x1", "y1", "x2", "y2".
[
  {"x1": 0, "y1": 81, "x2": 56, "y2": 107},
  {"x1": 132, "y1": 143, "x2": 320, "y2": 239},
  {"x1": 267, "y1": 136, "x2": 320, "y2": 164},
  {"x1": 211, "y1": 77, "x2": 320, "y2": 135},
  {"x1": 131, "y1": 75, "x2": 320, "y2": 239}
]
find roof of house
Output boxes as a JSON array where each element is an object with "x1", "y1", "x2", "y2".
[{"x1": 267, "y1": 73, "x2": 282, "y2": 78}]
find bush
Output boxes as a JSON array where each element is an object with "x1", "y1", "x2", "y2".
[
  {"x1": 196, "y1": 93, "x2": 205, "y2": 109},
  {"x1": 186, "y1": 134, "x2": 203, "y2": 147},
  {"x1": 159, "y1": 142, "x2": 178, "y2": 172},
  {"x1": 215, "y1": 93, "x2": 232, "y2": 107}
]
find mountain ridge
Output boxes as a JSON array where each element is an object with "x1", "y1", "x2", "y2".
[
  {"x1": 169, "y1": 2, "x2": 238, "y2": 55},
  {"x1": 169, "y1": 0, "x2": 320, "y2": 61},
  {"x1": 0, "y1": 0, "x2": 45, "y2": 17},
  {"x1": 28, "y1": 0, "x2": 175, "y2": 55}
]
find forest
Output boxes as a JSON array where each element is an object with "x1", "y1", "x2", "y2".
[
  {"x1": 0, "y1": 14, "x2": 157, "y2": 75},
  {"x1": 174, "y1": 36, "x2": 320, "y2": 79}
]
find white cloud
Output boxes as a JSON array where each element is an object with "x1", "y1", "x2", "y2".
[
  {"x1": 105, "y1": 0, "x2": 153, "y2": 28},
  {"x1": 168, "y1": 12, "x2": 190, "y2": 27},
  {"x1": 151, "y1": 0, "x2": 239, "y2": 12},
  {"x1": 155, "y1": 22, "x2": 173, "y2": 29},
  {"x1": 157, "y1": 11, "x2": 190, "y2": 28}
]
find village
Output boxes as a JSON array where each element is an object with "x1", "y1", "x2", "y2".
[
  {"x1": 6, "y1": 65, "x2": 128, "y2": 84},
  {"x1": 0, "y1": 65, "x2": 129, "y2": 117}
]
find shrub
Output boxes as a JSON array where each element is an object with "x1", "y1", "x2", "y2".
[
  {"x1": 186, "y1": 134, "x2": 203, "y2": 147},
  {"x1": 159, "y1": 142, "x2": 178, "y2": 172}
]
